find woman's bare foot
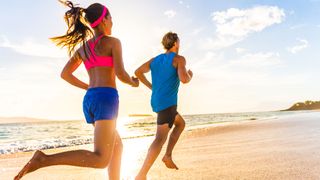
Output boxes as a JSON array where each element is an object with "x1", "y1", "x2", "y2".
[
  {"x1": 162, "y1": 155, "x2": 178, "y2": 170},
  {"x1": 14, "y1": 150, "x2": 47, "y2": 180}
]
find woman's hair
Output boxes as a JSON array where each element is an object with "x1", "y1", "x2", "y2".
[
  {"x1": 50, "y1": 1, "x2": 109, "y2": 56},
  {"x1": 162, "y1": 32, "x2": 179, "y2": 50}
]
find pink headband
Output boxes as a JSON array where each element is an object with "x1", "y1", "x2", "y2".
[{"x1": 90, "y1": 6, "x2": 108, "y2": 28}]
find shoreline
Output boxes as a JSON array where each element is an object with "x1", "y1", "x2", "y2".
[
  {"x1": 0, "y1": 114, "x2": 275, "y2": 159},
  {"x1": 0, "y1": 119, "x2": 241, "y2": 159},
  {"x1": 1, "y1": 112, "x2": 320, "y2": 179},
  {"x1": 0, "y1": 110, "x2": 313, "y2": 159}
]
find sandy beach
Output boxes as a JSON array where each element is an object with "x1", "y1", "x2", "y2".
[{"x1": 1, "y1": 112, "x2": 320, "y2": 180}]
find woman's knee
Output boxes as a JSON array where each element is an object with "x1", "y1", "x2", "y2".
[
  {"x1": 115, "y1": 138, "x2": 123, "y2": 153},
  {"x1": 94, "y1": 152, "x2": 112, "y2": 168},
  {"x1": 97, "y1": 158, "x2": 110, "y2": 169}
]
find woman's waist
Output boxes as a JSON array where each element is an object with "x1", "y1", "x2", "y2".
[
  {"x1": 86, "y1": 86, "x2": 118, "y2": 96},
  {"x1": 88, "y1": 79, "x2": 116, "y2": 89},
  {"x1": 87, "y1": 67, "x2": 115, "y2": 86}
]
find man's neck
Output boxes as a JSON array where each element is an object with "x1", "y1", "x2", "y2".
[{"x1": 166, "y1": 48, "x2": 178, "y2": 54}]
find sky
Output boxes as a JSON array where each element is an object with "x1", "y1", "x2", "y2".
[{"x1": 0, "y1": 0, "x2": 320, "y2": 120}]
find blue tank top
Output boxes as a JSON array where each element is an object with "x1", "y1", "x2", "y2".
[{"x1": 150, "y1": 52, "x2": 180, "y2": 112}]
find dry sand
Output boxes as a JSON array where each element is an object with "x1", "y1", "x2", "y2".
[{"x1": 1, "y1": 112, "x2": 320, "y2": 180}]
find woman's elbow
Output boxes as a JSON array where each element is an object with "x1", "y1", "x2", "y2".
[
  {"x1": 60, "y1": 71, "x2": 70, "y2": 80},
  {"x1": 115, "y1": 71, "x2": 126, "y2": 80}
]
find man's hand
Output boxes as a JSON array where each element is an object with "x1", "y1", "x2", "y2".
[
  {"x1": 188, "y1": 69, "x2": 193, "y2": 78},
  {"x1": 131, "y1": 76, "x2": 140, "y2": 87}
]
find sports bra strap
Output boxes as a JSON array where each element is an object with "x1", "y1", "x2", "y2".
[
  {"x1": 93, "y1": 34, "x2": 105, "y2": 45},
  {"x1": 83, "y1": 35, "x2": 114, "y2": 70}
]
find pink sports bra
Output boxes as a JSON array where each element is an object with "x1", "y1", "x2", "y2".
[{"x1": 83, "y1": 35, "x2": 114, "y2": 70}]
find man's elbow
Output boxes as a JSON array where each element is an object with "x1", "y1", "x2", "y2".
[
  {"x1": 178, "y1": 74, "x2": 189, "y2": 84},
  {"x1": 134, "y1": 69, "x2": 142, "y2": 78},
  {"x1": 134, "y1": 70, "x2": 138, "y2": 76},
  {"x1": 180, "y1": 78, "x2": 189, "y2": 84}
]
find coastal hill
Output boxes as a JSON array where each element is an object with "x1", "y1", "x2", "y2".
[
  {"x1": 0, "y1": 117, "x2": 50, "y2": 124},
  {"x1": 285, "y1": 100, "x2": 320, "y2": 111},
  {"x1": 0, "y1": 117, "x2": 81, "y2": 124}
]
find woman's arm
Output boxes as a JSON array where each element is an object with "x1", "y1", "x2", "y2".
[
  {"x1": 135, "y1": 59, "x2": 153, "y2": 90},
  {"x1": 60, "y1": 52, "x2": 89, "y2": 90},
  {"x1": 112, "y1": 38, "x2": 139, "y2": 87}
]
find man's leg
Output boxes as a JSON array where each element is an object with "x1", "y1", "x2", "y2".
[
  {"x1": 135, "y1": 124, "x2": 171, "y2": 180},
  {"x1": 162, "y1": 114, "x2": 185, "y2": 169}
]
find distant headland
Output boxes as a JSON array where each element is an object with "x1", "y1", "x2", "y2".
[{"x1": 284, "y1": 100, "x2": 320, "y2": 111}]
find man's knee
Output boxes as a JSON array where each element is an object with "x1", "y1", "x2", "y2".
[
  {"x1": 180, "y1": 119, "x2": 186, "y2": 129},
  {"x1": 154, "y1": 135, "x2": 167, "y2": 145},
  {"x1": 175, "y1": 114, "x2": 185, "y2": 129}
]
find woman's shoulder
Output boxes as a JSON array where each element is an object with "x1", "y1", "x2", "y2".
[
  {"x1": 75, "y1": 45, "x2": 86, "y2": 60},
  {"x1": 100, "y1": 35, "x2": 121, "y2": 45}
]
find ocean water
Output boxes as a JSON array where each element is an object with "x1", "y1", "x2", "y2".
[{"x1": 0, "y1": 110, "x2": 308, "y2": 154}]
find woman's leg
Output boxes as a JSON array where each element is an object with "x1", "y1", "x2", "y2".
[
  {"x1": 14, "y1": 120, "x2": 116, "y2": 180},
  {"x1": 108, "y1": 130, "x2": 123, "y2": 180}
]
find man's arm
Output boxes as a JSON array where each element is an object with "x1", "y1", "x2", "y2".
[
  {"x1": 176, "y1": 56, "x2": 193, "y2": 84},
  {"x1": 135, "y1": 59, "x2": 153, "y2": 90}
]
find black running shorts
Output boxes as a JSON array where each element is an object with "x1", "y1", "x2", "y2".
[{"x1": 157, "y1": 105, "x2": 178, "y2": 128}]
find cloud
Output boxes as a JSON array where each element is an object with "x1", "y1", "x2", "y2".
[
  {"x1": 235, "y1": 48, "x2": 247, "y2": 54},
  {"x1": 178, "y1": 1, "x2": 190, "y2": 8},
  {"x1": 192, "y1": 51, "x2": 218, "y2": 70},
  {"x1": 194, "y1": 50, "x2": 282, "y2": 80},
  {"x1": 0, "y1": 35, "x2": 66, "y2": 58},
  {"x1": 190, "y1": 27, "x2": 204, "y2": 35},
  {"x1": 164, "y1": 10, "x2": 177, "y2": 18},
  {"x1": 191, "y1": 50, "x2": 294, "y2": 112},
  {"x1": 203, "y1": 6, "x2": 285, "y2": 50},
  {"x1": 212, "y1": 6, "x2": 285, "y2": 36},
  {"x1": 287, "y1": 38, "x2": 309, "y2": 54},
  {"x1": 229, "y1": 52, "x2": 281, "y2": 68}
]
